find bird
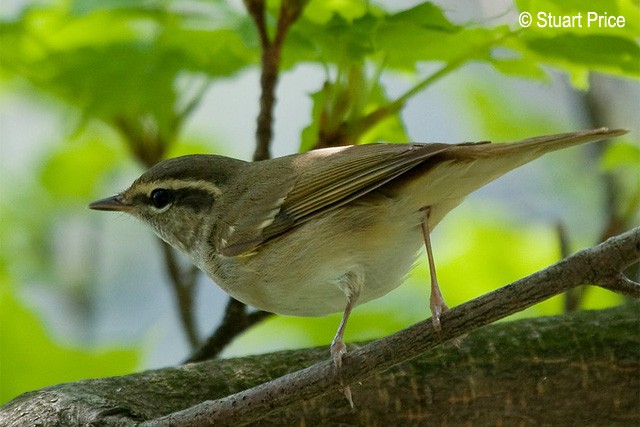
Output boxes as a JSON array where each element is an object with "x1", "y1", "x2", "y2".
[{"x1": 89, "y1": 128, "x2": 625, "y2": 376}]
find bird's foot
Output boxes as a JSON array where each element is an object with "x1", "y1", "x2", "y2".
[
  {"x1": 430, "y1": 291, "x2": 449, "y2": 331},
  {"x1": 330, "y1": 338, "x2": 355, "y2": 409}
]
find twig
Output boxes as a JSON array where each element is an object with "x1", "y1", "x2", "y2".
[
  {"x1": 187, "y1": 0, "x2": 309, "y2": 360},
  {"x1": 159, "y1": 240, "x2": 201, "y2": 349},
  {"x1": 113, "y1": 116, "x2": 166, "y2": 168},
  {"x1": 185, "y1": 299, "x2": 272, "y2": 363},
  {"x1": 557, "y1": 222, "x2": 583, "y2": 312},
  {"x1": 561, "y1": 73, "x2": 634, "y2": 311},
  {"x1": 245, "y1": 0, "x2": 307, "y2": 161},
  {"x1": 141, "y1": 227, "x2": 640, "y2": 426},
  {"x1": 584, "y1": 75, "x2": 628, "y2": 242}
]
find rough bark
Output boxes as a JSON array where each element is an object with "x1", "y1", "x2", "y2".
[
  {"x1": 2, "y1": 228, "x2": 639, "y2": 426},
  {"x1": 3, "y1": 304, "x2": 638, "y2": 426}
]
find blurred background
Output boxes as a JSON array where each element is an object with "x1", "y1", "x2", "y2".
[{"x1": 1, "y1": 0, "x2": 638, "y2": 404}]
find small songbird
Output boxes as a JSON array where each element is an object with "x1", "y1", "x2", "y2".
[{"x1": 89, "y1": 128, "x2": 625, "y2": 370}]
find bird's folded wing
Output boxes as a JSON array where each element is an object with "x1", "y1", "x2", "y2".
[
  {"x1": 218, "y1": 127, "x2": 627, "y2": 257},
  {"x1": 218, "y1": 142, "x2": 453, "y2": 256}
]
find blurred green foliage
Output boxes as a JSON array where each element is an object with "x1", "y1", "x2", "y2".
[
  {"x1": 1, "y1": 279, "x2": 138, "y2": 403},
  {"x1": 0, "y1": 0, "x2": 638, "y2": 405}
]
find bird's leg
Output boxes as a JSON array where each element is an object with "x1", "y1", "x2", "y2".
[
  {"x1": 330, "y1": 297, "x2": 354, "y2": 369},
  {"x1": 421, "y1": 206, "x2": 449, "y2": 330},
  {"x1": 330, "y1": 273, "x2": 360, "y2": 408}
]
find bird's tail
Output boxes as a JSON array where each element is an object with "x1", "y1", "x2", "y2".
[{"x1": 402, "y1": 128, "x2": 628, "y2": 227}]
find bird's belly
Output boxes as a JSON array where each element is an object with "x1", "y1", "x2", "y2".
[{"x1": 202, "y1": 206, "x2": 426, "y2": 317}]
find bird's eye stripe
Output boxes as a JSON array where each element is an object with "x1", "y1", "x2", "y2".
[
  {"x1": 171, "y1": 188, "x2": 214, "y2": 212},
  {"x1": 129, "y1": 187, "x2": 216, "y2": 213}
]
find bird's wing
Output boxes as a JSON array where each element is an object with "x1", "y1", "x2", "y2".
[
  {"x1": 218, "y1": 142, "x2": 452, "y2": 256},
  {"x1": 218, "y1": 127, "x2": 626, "y2": 257}
]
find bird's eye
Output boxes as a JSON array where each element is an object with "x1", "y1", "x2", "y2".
[{"x1": 150, "y1": 189, "x2": 173, "y2": 210}]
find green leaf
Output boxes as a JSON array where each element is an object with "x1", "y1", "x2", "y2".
[
  {"x1": 490, "y1": 56, "x2": 548, "y2": 80},
  {"x1": 1, "y1": 2, "x2": 255, "y2": 146},
  {"x1": 601, "y1": 140, "x2": 640, "y2": 171},
  {"x1": 526, "y1": 34, "x2": 640, "y2": 78},
  {"x1": 386, "y1": 2, "x2": 459, "y2": 32},
  {"x1": 515, "y1": 0, "x2": 639, "y2": 37},
  {"x1": 303, "y1": 0, "x2": 371, "y2": 24},
  {"x1": 356, "y1": 80, "x2": 408, "y2": 144},
  {"x1": 285, "y1": 12, "x2": 380, "y2": 66},
  {"x1": 287, "y1": 2, "x2": 498, "y2": 70},
  {"x1": 300, "y1": 87, "x2": 327, "y2": 152},
  {"x1": 513, "y1": 0, "x2": 640, "y2": 86},
  {"x1": 380, "y1": 26, "x2": 512, "y2": 70},
  {"x1": 488, "y1": 40, "x2": 549, "y2": 80},
  {"x1": 299, "y1": 64, "x2": 407, "y2": 150},
  {"x1": 39, "y1": 133, "x2": 124, "y2": 200}
]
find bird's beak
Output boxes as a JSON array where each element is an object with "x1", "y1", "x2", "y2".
[{"x1": 88, "y1": 195, "x2": 131, "y2": 212}]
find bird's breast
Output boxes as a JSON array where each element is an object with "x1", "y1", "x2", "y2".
[{"x1": 197, "y1": 202, "x2": 427, "y2": 316}]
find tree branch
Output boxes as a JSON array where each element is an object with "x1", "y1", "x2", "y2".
[
  {"x1": 184, "y1": 0, "x2": 311, "y2": 361},
  {"x1": 144, "y1": 227, "x2": 639, "y2": 426},
  {"x1": 158, "y1": 240, "x2": 201, "y2": 350},
  {"x1": 245, "y1": 0, "x2": 307, "y2": 161},
  {"x1": 3, "y1": 302, "x2": 638, "y2": 426},
  {"x1": 111, "y1": 117, "x2": 204, "y2": 350},
  {"x1": 562, "y1": 73, "x2": 637, "y2": 312},
  {"x1": 4, "y1": 228, "x2": 635, "y2": 425},
  {"x1": 185, "y1": 299, "x2": 272, "y2": 363}
]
